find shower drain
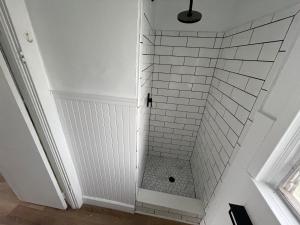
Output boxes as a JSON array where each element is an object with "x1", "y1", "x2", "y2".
[{"x1": 168, "y1": 176, "x2": 175, "y2": 183}]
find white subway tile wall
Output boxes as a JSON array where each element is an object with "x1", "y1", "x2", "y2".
[
  {"x1": 191, "y1": 7, "x2": 299, "y2": 208},
  {"x1": 148, "y1": 31, "x2": 221, "y2": 159}
]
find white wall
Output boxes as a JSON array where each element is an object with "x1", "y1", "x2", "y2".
[
  {"x1": 153, "y1": 0, "x2": 300, "y2": 32},
  {"x1": 25, "y1": 0, "x2": 139, "y2": 99}
]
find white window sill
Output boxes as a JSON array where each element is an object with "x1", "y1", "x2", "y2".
[{"x1": 253, "y1": 179, "x2": 299, "y2": 225}]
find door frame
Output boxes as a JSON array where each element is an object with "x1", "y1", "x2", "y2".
[{"x1": 0, "y1": 0, "x2": 83, "y2": 208}]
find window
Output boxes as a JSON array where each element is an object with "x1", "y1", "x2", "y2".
[
  {"x1": 252, "y1": 111, "x2": 300, "y2": 225},
  {"x1": 279, "y1": 163, "x2": 300, "y2": 218}
]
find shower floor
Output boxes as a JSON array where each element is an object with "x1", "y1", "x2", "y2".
[{"x1": 141, "y1": 155, "x2": 195, "y2": 198}]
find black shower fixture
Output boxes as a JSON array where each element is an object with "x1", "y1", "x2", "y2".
[{"x1": 177, "y1": 0, "x2": 202, "y2": 24}]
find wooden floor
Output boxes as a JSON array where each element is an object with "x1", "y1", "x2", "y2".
[{"x1": 0, "y1": 175, "x2": 186, "y2": 225}]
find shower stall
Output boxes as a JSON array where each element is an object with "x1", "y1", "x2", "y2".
[
  {"x1": 136, "y1": 0, "x2": 300, "y2": 222},
  {"x1": 11, "y1": 0, "x2": 300, "y2": 224}
]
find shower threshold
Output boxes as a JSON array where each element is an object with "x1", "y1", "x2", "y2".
[{"x1": 142, "y1": 155, "x2": 196, "y2": 198}]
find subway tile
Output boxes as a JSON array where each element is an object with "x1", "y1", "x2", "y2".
[
  {"x1": 231, "y1": 30, "x2": 252, "y2": 46},
  {"x1": 250, "y1": 17, "x2": 292, "y2": 44},
  {"x1": 187, "y1": 37, "x2": 215, "y2": 48},
  {"x1": 185, "y1": 124, "x2": 199, "y2": 131},
  {"x1": 152, "y1": 95, "x2": 167, "y2": 103},
  {"x1": 235, "y1": 106, "x2": 249, "y2": 123},
  {"x1": 166, "y1": 110, "x2": 187, "y2": 118},
  {"x1": 221, "y1": 47, "x2": 237, "y2": 59},
  {"x1": 239, "y1": 61, "x2": 273, "y2": 79},
  {"x1": 199, "y1": 48, "x2": 220, "y2": 58},
  {"x1": 171, "y1": 65, "x2": 196, "y2": 74},
  {"x1": 152, "y1": 80, "x2": 169, "y2": 88},
  {"x1": 231, "y1": 88, "x2": 256, "y2": 110},
  {"x1": 221, "y1": 36, "x2": 232, "y2": 48},
  {"x1": 161, "y1": 36, "x2": 187, "y2": 46},
  {"x1": 215, "y1": 114, "x2": 229, "y2": 134},
  {"x1": 235, "y1": 44, "x2": 262, "y2": 60},
  {"x1": 182, "y1": 75, "x2": 206, "y2": 84},
  {"x1": 173, "y1": 47, "x2": 199, "y2": 57},
  {"x1": 154, "y1": 64, "x2": 171, "y2": 73},
  {"x1": 178, "y1": 105, "x2": 198, "y2": 112},
  {"x1": 164, "y1": 122, "x2": 184, "y2": 129},
  {"x1": 221, "y1": 95, "x2": 238, "y2": 114},
  {"x1": 258, "y1": 41, "x2": 281, "y2": 61},
  {"x1": 187, "y1": 112, "x2": 203, "y2": 119},
  {"x1": 157, "y1": 89, "x2": 179, "y2": 97},
  {"x1": 195, "y1": 67, "x2": 214, "y2": 76},
  {"x1": 189, "y1": 99, "x2": 206, "y2": 106},
  {"x1": 159, "y1": 73, "x2": 181, "y2": 82},
  {"x1": 218, "y1": 81, "x2": 233, "y2": 96},
  {"x1": 224, "y1": 60, "x2": 242, "y2": 73},
  {"x1": 179, "y1": 91, "x2": 203, "y2": 99},
  {"x1": 227, "y1": 73, "x2": 248, "y2": 89},
  {"x1": 155, "y1": 46, "x2": 173, "y2": 55},
  {"x1": 167, "y1": 96, "x2": 189, "y2": 104},
  {"x1": 169, "y1": 82, "x2": 193, "y2": 90},
  {"x1": 156, "y1": 102, "x2": 177, "y2": 110},
  {"x1": 227, "y1": 129, "x2": 238, "y2": 146},
  {"x1": 245, "y1": 78, "x2": 264, "y2": 96},
  {"x1": 159, "y1": 56, "x2": 184, "y2": 65},
  {"x1": 214, "y1": 38, "x2": 223, "y2": 48},
  {"x1": 223, "y1": 110, "x2": 243, "y2": 135},
  {"x1": 192, "y1": 84, "x2": 210, "y2": 92},
  {"x1": 210, "y1": 59, "x2": 217, "y2": 67},
  {"x1": 184, "y1": 57, "x2": 210, "y2": 67},
  {"x1": 175, "y1": 118, "x2": 196, "y2": 125}
]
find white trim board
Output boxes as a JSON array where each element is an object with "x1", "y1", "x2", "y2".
[
  {"x1": 52, "y1": 90, "x2": 137, "y2": 106},
  {"x1": 83, "y1": 196, "x2": 135, "y2": 213},
  {"x1": 137, "y1": 188, "x2": 204, "y2": 217}
]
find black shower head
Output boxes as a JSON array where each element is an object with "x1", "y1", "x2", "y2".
[{"x1": 177, "y1": 0, "x2": 202, "y2": 24}]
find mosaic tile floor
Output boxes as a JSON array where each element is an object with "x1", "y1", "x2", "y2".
[{"x1": 141, "y1": 155, "x2": 196, "y2": 198}]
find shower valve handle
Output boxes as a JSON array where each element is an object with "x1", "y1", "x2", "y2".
[{"x1": 147, "y1": 93, "x2": 152, "y2": 108}]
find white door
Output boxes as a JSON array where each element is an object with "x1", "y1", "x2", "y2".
[{"x1": 0, "y1": 51, "x2": 67, "y2": 209}]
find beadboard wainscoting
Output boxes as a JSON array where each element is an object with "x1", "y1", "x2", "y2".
[{"x1": 53, "y1": 91, "x2": 137, "y2": 212}]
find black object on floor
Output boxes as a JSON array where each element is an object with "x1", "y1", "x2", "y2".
[
  {"x1": 169, "y1": 176, "x2": 175, "y2": 183},
  {"x1": 228, "y1": 203, "x2": 253, "y2": 225}
]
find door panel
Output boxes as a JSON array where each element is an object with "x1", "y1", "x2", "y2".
[{"x1": 0, "y1": 51, "x2": 67, "y2": 209}]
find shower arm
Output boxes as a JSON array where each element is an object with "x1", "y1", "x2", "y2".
[{"x1": 188, "y1": 0, "x2": 193, "y2": 16}]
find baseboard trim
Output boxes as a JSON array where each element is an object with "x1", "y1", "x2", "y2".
[{"x1": 83, "y1": 196, "x2": 135, "y2": 213}]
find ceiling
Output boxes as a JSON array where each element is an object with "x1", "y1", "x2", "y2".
[{"x1": 153, "y1": 0, "x2": 300, "y2": 31}]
